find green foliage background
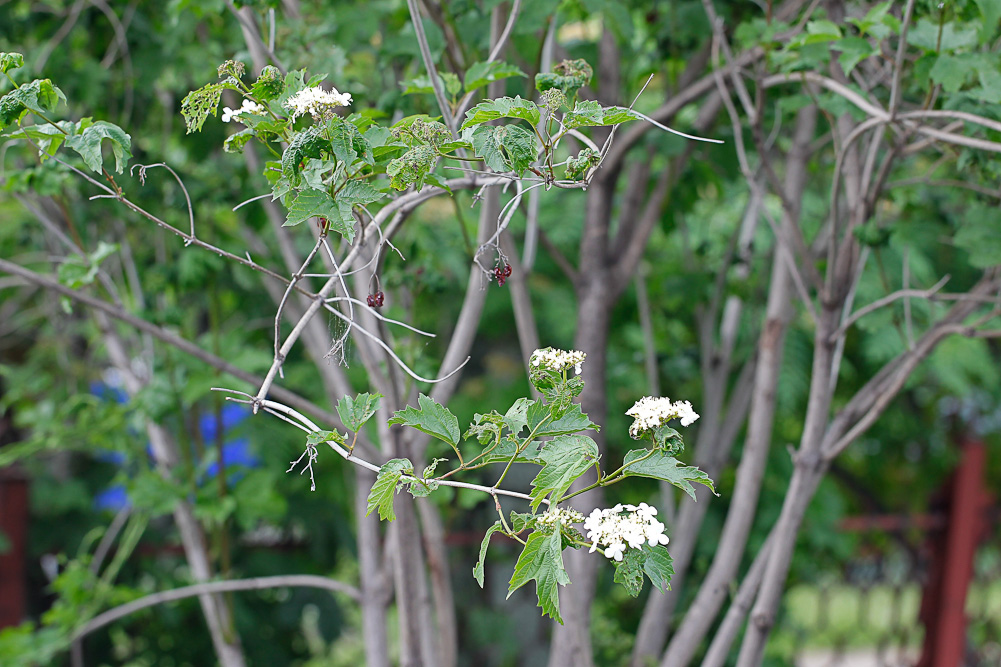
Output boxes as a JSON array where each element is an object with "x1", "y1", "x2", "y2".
[{"x1": 1, "y1": 0, "x2": 1000, "y2": 665}]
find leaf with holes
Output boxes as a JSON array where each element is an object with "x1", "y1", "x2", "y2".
[
  {"x1": 181, "y1": 80, "x2": 238, "y2": 133},
  {"x1": 0, "y1": 79, "x2": 66, "y2": 131}
]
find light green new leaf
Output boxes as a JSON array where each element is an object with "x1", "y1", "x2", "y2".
[
  {"x1": 464, "y1": 61, "x2": 526, "y2": 93},
  {"x1": 507, "y1": 529, "x2": 570, "y2": 624},
  {"x1": 621, "y1": 450, "x2": 716, "y2": 500},
  {"x1": 337, "y1": 392, "x2": 383, "y2": 432},
  {"x1": 388, "y1": 393, "x2": 461, "y2": 449},
  {"x1": 64, "y1": 121, "x2": 132, "y2": 173},
  {"x1": 305, "y1": 429, "x2": 347, "y2": 447},
  {"x1": 461, "y1": 96, "x2": 541, "y2": 130},
  {"x1": 365, "y1": 458, "x2": 413, "y2": 521},
  {"x1": 529, "y1": 435, "x2": 599, "y2": 510},
  {"x1": 474, "y1": 520, "x2": 505, "y2": 587},
  {"x1": 0, "y1": 52, "x2": 24, "y2": 73},
  {"x1": 563, "y1": 100, "x2": 604, "y2": 129}
]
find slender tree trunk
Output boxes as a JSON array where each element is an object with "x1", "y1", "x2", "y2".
[{"x1": 355, "y1": 467, "x2": 390, "y2": 667}]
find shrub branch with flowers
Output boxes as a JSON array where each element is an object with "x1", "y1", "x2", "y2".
[
  {"x1": 0, "y1": 44, "x2": 717, "y2": 634},
  {"x1": 279, "y1": 347, "x2": 716, "y2": 623}
]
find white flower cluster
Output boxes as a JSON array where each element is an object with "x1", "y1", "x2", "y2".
[
  {"x1": 626, "y1": 396, "x2": 700, "y2": 438},
  {"x1": 584, "y1": 503, "x2": 669, "y2": 562},
  {"x1": 284, "y1": 85, "x2": 352, "y2": 121},
  {"x1": 530, "y1": 347, "x2": 587, "y2": 375},
  {"x1": 536, "y1": 506, "x2": 585, "y2": 529},
  {"x1": 221, "y1": 99, "x2": 265, "y2": 123}
]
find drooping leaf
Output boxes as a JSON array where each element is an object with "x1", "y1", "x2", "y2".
[
  {"x1": 463, "y1": 61, "x2": 526, "y2": 93},
  {"x1": 386, "y1": 144, "x2": 436, "y2": 190},
  {"x1": 250, "y1": 65, "x2": 284, "y2": 101},
  {"x1": 507, "y1": 529, "x2": 571, "y2": 624},
  {"x1": 0, "y1": 79, "x2": 66, "y2": 130},
  {"x1": 223, "y1": 127, "x2": 257, "y2": 154},
  {"x1": 461, "y1": 95, "x2": 541, "y2": 130},
  {"x1": 473, "y1": 520, "x2": 505, "y2": 587},
  {"x1": 64, "y1": 121, "x2": 132, "y2": 173},
  {"x1": 336, "y1": 392, "x2": 383, "y2": 432},
  {"x1": 388, "y1": 393, "x2": 461, "y2": 449},
  {"x1": 621, "y1": 450, "x2": 716, "y2": 500},
  {"x1": 529, "y1": 435, "x2": 599, "y2": 510},
  {"x1": 613, "y1": 548, "x2": 645, "y2": 597},
  {"x1": 365, "y1": 458, "x2": 413, "y2": 521}
]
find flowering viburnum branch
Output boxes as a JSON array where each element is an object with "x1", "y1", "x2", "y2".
[{"x1": 225, "y1": 349, "x2": 716, "y2": 624}]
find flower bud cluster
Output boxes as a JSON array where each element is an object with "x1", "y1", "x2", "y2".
[
  {"x1": 530, "y1": 347, "x2": 587, "y2": 375},
  {"x1": 584, "y1": 503, "x2": 669, "y2": 562},
  {"x1": 221, "y1": 99, "x2": 265, "y2": 124},
  {"x1": 626, "y1": 396, "x2": 699, "y2": 438},
  {"x1": 284, "y1": 85, "x2": 352, "y2": 122},
  {"x1": 536, "y1": 506, "x2": 585, "y2": 531}
]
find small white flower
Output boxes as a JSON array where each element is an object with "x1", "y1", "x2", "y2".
[
  {"x1": 221, "y1": 99, "x2": 266, "y2": 124},
  {"x1": 626, "y1": 396, "x2": 700, "y2": 438},
  {"x1": 584, "y1": 504, "x2": 670, "y2": 562},
  {"x1": 284, "y1": 85, "x2": 352, "y2": 122},
  {"x1": 537, "y1": 506, "x2": 585, "y2": 529},
  {"x1": 530, "y1": 347, "x2": 587, "y2": 375}
]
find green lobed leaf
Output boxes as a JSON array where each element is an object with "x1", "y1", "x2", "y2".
[
  {"x1": 621, "y1": 450, "x2": 716, "y2": 500},
  {"x1": 463, "y1": 60, "x2": 526, "y2": 93},
  {"x1": 283, "y1": 187, "x2": 336, "y2": 227},
  {"x1": 388, "y1": 393, "x2": 461, "y2": 448},
  {"x1": 473, "y1": 520, "x2": 505, "y2": 587},
  {"x1": 507, "y1": 529, "x2": 571, "y2": 624},
  {"x1": 64, "y1": 121, "x2": 132, "y2": 173},
  {"x1": 526, "y1": 402, "x2": 597, "y2": 439},
  {"x1": 529, "y1": 435, "x2": 599, "y2": 510},
  {"x1": 250, "y1": 65, "x2": 284, "y2": 101},
  {"x1": 464, "y1": 411, "x2": 505, "y2": 445},
  {"x1": 460, "y1": 95, "x2": 541, "y2": 130},
  {"x1": 470, "y1": 125, "x2": 508, "y2": 172},
  {"x1": 336, "y1": 392, "x2": 383, "y2": 431},
  {"x1": 365, "y1": 458, "x2": 413, "y2": 521},
  {"x1": 386, "y1": 144, "x2": 436, "y2": 190},
  {"x1": 642, "y1": 544, "x2": 675, "y2": 593}
]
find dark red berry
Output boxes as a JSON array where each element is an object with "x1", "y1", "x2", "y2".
[
  {"x1": 503, "y1": 264, "x2": 512, "y2": 277},
  {"x1": 367, "y1": 291, "x2": 385, "y2": 308}
]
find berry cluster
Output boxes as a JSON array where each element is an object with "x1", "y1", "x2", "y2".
[
  {"x1": 494, "y1": 263, "x2": 513, "y2": 286},
  {"x1": 366, "y1": 291, "x2": 385, "y2": 308}
]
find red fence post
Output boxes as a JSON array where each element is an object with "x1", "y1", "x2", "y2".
[
  {"x1": 918, "y1": 437, "x2": 990, "y2": 667},
  {"x1": 0, "y1": 465, "x2": 29, "y2": 628}
]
